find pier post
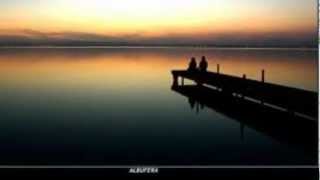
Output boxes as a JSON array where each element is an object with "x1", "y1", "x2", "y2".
[
  {"x1": 262, "y1": 69, "x2": 265, "y2": 83},
  {"x1": 242, "y1": 74, "x2": 246, "y2": 99},
  {"x1": 261, "y1": 70, "x2": 265, "y2": 105},
  {"x1": 173, "y1": 74, "x2": 179, "y2": 87},
  {"x1": 217, "y1": 64, "x2": 220, "y2": 74},
  {"x1": 240, "y1": 123, "x2": 244, "y2": 142}
]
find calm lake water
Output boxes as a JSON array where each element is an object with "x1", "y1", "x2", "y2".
[{"x1": 0, "y1": 47, "x2": 317, "y2": 165}]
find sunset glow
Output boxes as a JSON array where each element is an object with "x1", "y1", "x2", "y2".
[{"x1": 0, "y1": 0, "x2": 317, "y2": 45}]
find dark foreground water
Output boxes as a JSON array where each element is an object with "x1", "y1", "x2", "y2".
[{"x1": 0, "y1": 47, "x2": 317, "y2": 165}]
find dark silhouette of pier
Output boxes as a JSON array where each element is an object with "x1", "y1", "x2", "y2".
[
  {"x1": 171, "y1": 85, "x2": 317, "y2": 153},
  {"x1": 172, "y1": 68, "x2": 318, "y2": 119}
]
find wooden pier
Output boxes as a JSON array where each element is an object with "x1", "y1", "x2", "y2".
[{"x1": 171, "y1": 68, "x2": 318, "y2": 119}]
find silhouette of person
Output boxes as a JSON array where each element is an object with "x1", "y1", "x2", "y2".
[
  {"x1": 188, "y1": 57, "x2": 197, "y2": 72},
  {"x1": 188, "y1": 97, "x2": 196, "y2": 110},
  {"x1": 199, "y1": 56, "x2": 208, "y2": 72},
  {"x1": 200, "y1": 102, "x2": 204, "y2": 110},
  {"x1": 196, "y1": 101, "x2": 200, "y2": 114}
]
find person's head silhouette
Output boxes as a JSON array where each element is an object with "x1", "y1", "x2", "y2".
[
  {"x1": 188, "y1": 57, "x2": 197, "y2": 71},
  {"x1": 199, "y1": 56, "x2": 208, "y2": 72}
]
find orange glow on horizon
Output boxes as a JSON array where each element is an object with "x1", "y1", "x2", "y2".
[{"x1": 0, "y1": 0, "x2": 316, "y2": 39}]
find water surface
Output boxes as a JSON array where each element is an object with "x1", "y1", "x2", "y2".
[{"x1": 0, "y1": 47, "x2": 317, "y2": 165}]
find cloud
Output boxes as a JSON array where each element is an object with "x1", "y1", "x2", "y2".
[{"x1": 0, "y1": 29, "x2": 317, "y2": 47}]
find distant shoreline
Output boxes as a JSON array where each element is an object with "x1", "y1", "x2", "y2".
[{"x1": 0, "y1": 45, "x2": 317, "y2": 51}]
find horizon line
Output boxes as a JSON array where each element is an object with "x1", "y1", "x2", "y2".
[{"x1": 0, "y1": 45, "x2": 317, "y2": 49}]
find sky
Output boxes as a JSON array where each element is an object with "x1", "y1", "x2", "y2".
[{"x1": 0, "y1": 0, "x2": 317, "y2": 46}]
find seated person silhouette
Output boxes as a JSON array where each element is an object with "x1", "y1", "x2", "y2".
[
  {"x1": 199, "y1": 56, "x2": 208, "y2": 72},
  {"x1": 188, "y1": 57, "x2": 197, "y2": 72}
]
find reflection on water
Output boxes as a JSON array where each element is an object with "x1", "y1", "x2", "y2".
[
  {"x1": 0, "y1": 47, "x2": 317, "y2": 165},
  {"x1": 172, "y1": 85, "x2": 317, "y2": 153}
]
